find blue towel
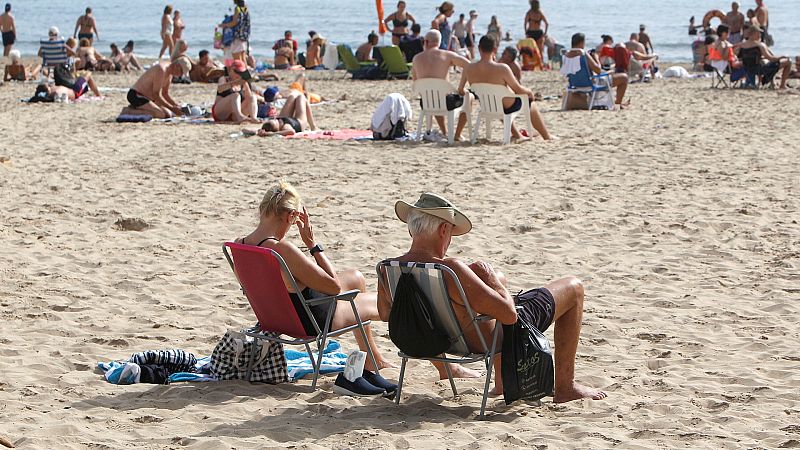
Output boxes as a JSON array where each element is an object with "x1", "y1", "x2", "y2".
[
  {"x1": 98, "y1": 341, "x2": 347, "y2": 384},
  {"x1": 285, "y1": 340, "x2": 348, "y2": 381}
]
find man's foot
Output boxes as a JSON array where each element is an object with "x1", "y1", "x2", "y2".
[
  {"x1": 553, "y1": 382, "x2": 608, "y2": 403},
  {"x1": 439, "y1": 363, "x2": 481, "y2": 379}
]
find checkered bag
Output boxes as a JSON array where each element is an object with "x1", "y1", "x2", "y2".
[{"x1": 210, "y1": 327, "x2": 288, "y2": 383}]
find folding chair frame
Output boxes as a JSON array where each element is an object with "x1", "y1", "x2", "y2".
[
  {"x1": 376, "y1": 260, "x2": 501, "y2": 418},
  {"x1": 223, "y1": 242, "x2": 379, "y2": 390}
]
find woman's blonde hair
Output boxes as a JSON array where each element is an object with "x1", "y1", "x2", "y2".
[{"x1": 259, "y1": 181, "x2": 301, "y2": 217}]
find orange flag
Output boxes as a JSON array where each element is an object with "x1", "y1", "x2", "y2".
[{"x1": 376, "y1": 0, "x2": 388, "y2": 34}]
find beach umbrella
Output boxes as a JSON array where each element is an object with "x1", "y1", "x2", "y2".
[{"x1": 376, "y1": 0, "x2": 388, "y2": 34}]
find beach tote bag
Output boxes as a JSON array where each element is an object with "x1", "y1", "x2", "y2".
[
  {"x1": 210, "y1": 328, "x2": 288, "y2": 383},
  {"x1": 501, "y1": 311, "x2": 554, "y2": 404},
  {"x1": 388, "y1": 272, "x2": 451, "y2": 357}
]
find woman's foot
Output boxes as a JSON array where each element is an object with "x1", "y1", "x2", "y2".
[
  {"x1": 553, "y1": 382, "x2": 608, "y2": 403},
  {"x1": 365, "y1": 358, "x2": 397, "y2": 371}
]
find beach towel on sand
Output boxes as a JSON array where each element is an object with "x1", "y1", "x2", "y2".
[
  {"x1": 98, "y1": 340, "x2": 346, "y2": 384},
  {"x1": 284, "y1": 129, "x2": 373, "y2": 140}
]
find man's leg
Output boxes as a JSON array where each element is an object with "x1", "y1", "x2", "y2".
[
  {"x1": 779, "y1": 59, "x2": 791, "y2": 89},
  {"x1": 3, "y1": 44, "x2": 10, "y2": 57},
  {"x1": 544, "y1": 276, "x2": 607, "y2": 402},
  {"x1": 85, "y1": 75, "x2": 101, "y2": 97},
  {"x1": 528, "y1": 101, "x2": 551, "y2": 140},
  {"x1": 612, "y1": 73, "x2": 628, "y2": 106}
]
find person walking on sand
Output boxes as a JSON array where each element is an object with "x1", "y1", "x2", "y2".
[
  {"x1": 172, "y1": 9, "x2": 185, "y2": 43},
  {"x1": 524, "y1": 0, "x2": 548, "y2": 58},
  {"x1": 0, "y1": 3, "x2": 16, "y2": 57},
  {"x1": 73, "y1": 7, "x2": 99, "y2": 44},
  {"x1": 218, "y1": 0, "x2": 250, "y2": 64},
  {"x1": 158, "y1": 5, "x2": 174, "y2": 60},
  {"x1": 755, "y1": 0, "x2": 769, "y2": 41},
  {"x1": 384, "y1": 1, "x2": 416, "y2": 45}
]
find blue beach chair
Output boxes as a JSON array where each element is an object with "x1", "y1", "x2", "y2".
[{"x1": 561, "y1": 55, "x2": 613, "y2": 110}]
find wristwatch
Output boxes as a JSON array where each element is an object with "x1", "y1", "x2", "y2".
[{"x1": 309, "y1": 244, "x2": 324, "y2": 256}]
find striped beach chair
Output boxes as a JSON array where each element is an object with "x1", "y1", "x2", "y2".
[
  {"x1": 39, "y1": 39, "x2": 69, "y2": 70},
  {"x1": 376, "y1": 260, "x2": 501, "y2": 418}
]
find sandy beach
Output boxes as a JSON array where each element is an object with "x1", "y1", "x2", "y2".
[{"x1": 1, "y1": 67, "x2": 799, "y2": 449}]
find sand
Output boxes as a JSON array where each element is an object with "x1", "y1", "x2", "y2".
[{"x1": 1, "y1": 65, "x2": 799, "y2": 449}]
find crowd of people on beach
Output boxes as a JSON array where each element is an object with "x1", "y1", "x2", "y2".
[{"x1": 3, "y1": 0, "x2": 799, "y2": 411}]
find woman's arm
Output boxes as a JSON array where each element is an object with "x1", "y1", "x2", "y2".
[
  {"x1": 407, "y1": 13, "x2": 416, "y2": 24},
  {"x1": 384, "y1": 13, "x2": 395, "y2": 30},
  {"x1": 220, "y1": 10, "x2": 240, "y2": 28},
  {"x1": 161, "y1": 15, "x2": 168, "y2": 34},
  {"x1": 284, "y1": 207, "x2": 342, "y2": 294},
  {"x1": 431, "y1": 14, "x2": 441, "y2": 30}
]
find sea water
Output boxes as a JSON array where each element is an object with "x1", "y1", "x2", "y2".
[{"x1": 7, "y1": 0, "x2": 799, "y2": 62}]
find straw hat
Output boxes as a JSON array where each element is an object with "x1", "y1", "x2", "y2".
[
  {"x1": 311, "y1": 33, "x2": 325, "y2": 42},
  {"x1": 395, "y1": 193, "x2": 472, "y2": 236}
]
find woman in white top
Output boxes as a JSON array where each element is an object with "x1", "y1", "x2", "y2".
[{"x1": 158, "y1": 5, "x2": 174, "y2": 59}]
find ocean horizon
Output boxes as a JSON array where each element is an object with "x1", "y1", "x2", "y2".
[{"x1": 5, "y1": 0, "x2": 799, "y2": 62}]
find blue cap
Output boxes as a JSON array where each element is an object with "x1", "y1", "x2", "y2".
[{"x1": 264, "y1": 86, "x2": 279, "y2": 102}]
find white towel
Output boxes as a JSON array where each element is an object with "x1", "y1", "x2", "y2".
[{"x1": 559, "y1": 48, "x2": 585, "y2": 76}]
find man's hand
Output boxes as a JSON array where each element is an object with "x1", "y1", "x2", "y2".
[{"x1": 470, "y1": 260, "x2": 500, "y2": 285}]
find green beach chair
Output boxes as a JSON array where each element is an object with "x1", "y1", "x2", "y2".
[
  {"x1": 337, "y1": 44, "x2": 375, "y2": 77},
  {"x1": 379, "y1": 45, "x2": 412, "y2": 80}
]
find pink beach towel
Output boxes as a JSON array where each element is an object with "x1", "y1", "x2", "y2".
[{"x1": 284, "y1": 129, "x2": 372, "y2": 140}]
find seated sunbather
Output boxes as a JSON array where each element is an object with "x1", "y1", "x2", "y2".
[
  {"x1": 76, "y1": 38, "x2": 114, "y2": 71},
  {"x1": 378, "y1": 192, "x2": 608, "y2": 401},
  {"x1": 4, "y1": 50, "x2": 40, "y2": 81},
  {"x1": 273, "y1": 41, "x2": 296, "y2": 69},
  {"x1": 212, "y1": 60, "x2": 259, "y2": 124},
  {"x1": 623, "y1": 33, "x2": 658, "y2": 80},
  {"x1": 189, "y1": 50, "x2": 223, "y2": 83},
  {"x1": 109, "y1": 43, "x2": 141, "y2": 72},
  {"x1": 564, "y1": 33, "x2": 629, "y2": 109},
  {"x1": 235, "y1": 181, "x2": 393, "y2": 371},
  {"x1": 737, "y1": 25, "x2": 791, "y2": 89},
  {"x1": 120, "y1": 56, "x2": 191, "y2": 118},
  {"x1": 33, "y1": 72, "x2": 101, "y2": 101},
  {"x1": 458, "y1": 35, "x2": 552, "y2": 140}
]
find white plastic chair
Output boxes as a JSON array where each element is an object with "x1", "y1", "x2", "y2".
[
  {"x1": 469, "y1": 83, "x2": 534, "y2": 145},
  {"x1": 413, "y1": 78, "x2": 472, "y2": 145}
]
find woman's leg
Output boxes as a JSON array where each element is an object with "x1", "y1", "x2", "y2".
[
  {"x1": 213, "y1": 95, "x2": 240, "y2": 122},
  {"x1": 330, "y1": 269, "x2": 395, "y2": 370},
  {"x1": 287, "y1": 94, "x2": 317, "y2": 131}
]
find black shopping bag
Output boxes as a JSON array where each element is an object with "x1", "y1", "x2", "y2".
[{"x1": 501, "y1": 313, "x2": 555, "y2": 405}]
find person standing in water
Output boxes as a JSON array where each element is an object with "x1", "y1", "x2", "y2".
[
  {"x1": 172, "y1": 10, "x2": 185, "y2": 44},
  {"x1": 384, "y1": 1, "x2": 416, "y2": 45},
  {"x1": 0, "y1": 3, "x2": 16, "y2": 57},
  {"x1": 524, "y1": 0, "x2": 548, "y2": 59},
  {"x1": 158, "y1": 5, "x2": 174, "y2": 60},
  {"x1": 74, "y1": 7, "x2": 99, "y2": 44},
  {"x1": 431, "y1": 2, "x2": 455, "y2": 51}
]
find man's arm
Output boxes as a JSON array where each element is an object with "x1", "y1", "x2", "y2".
[
  {"x1": 376, "y1": 266, "x2": 392, "y2": 322},
  {"x1": 445, "y1": 258, "x2": 517, "y2": 325},
  {"x1": 523, "y1": 11, "x2": 530, "y2": 32},
  {"x1": 456, "y1": 66, "x2": 468, "y2": 95},
  {"x1": 586, "y1": 52, "x2": 602, "y2": 74},
  {"x1": 92, "y1": 17, "x2": 99, "y2": 40},
  {"x1": 73, "y1": 17, "x2": 80, "y2": 37},
  {"x1": 542, "y1": 14, "x2": 549, "y2": 35},
  {"x1": 448, "y1": 52, "x2": 470, "y2": 68},
  {"x1": 3, "y1": 66, "x2": 10, "y2": 82},
  {"x1": 503, "y1": 65, "x2": 533, "y2": 98}
]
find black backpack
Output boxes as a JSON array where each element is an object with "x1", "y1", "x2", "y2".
[{"x1": 388, "y1": 272, "x2": 451, "y2": 357}]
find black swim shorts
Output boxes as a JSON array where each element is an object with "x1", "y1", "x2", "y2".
[
  {"x1": 2, "y1": 31, "x2": 14, "y2": 46},
  {"x1": 514, "y1": 287, "x2": 556, "y2": 333},
  {"x1": 503, "y1": 97, "x2": 533, "y2": 115},
  {"x1": 126, "y1": 89, "x2": 150, "y2": 108},
  {"x1": 531, "y1": 30, "x2": 544, "y2": 41},
  {"x1": 418, "y1": 93, "x2": 464, "y2": 111}
]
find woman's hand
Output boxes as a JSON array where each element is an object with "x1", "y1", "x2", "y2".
[{"x1": 296, "y1": 206, "x2": 316, "y2": 249}]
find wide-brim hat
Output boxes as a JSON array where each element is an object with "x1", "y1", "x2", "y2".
[{"x1": 395, "y1": 193, "x2": 472, "y2": 236}]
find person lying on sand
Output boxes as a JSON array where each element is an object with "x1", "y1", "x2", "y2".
[
  {"x1": 4, "y1": 49, "x2": 40, "y2": 81},
  {"x1": 263, "y1": 74, "x2": 324, "y2": 105},
  {"x1": 32, "y1": 72, "x2": 101, "y2": 101},
  {"x1": 211, "y1": 60, "x2": 259, "y2": 124},
  {"x1": 120, "y1": 56, "x2": 191, "y2": 119},
  {"x1": 253, "y1": 89, "x2": 317, "y2": 136},
  {"x1": 378, "y1": 193, "x2": 608, "y2": 402},
  {"x1": 458, "y1": 35, "x2": 552, "y2": 140},
  {"x1": 235, "y1": 181, "x2": 394, "y2": 371},
  {"x1": 76, "y1": 38, "x2": 114, "y2": 71}
]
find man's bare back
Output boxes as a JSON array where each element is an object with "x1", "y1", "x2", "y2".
[
  {"x1": 0, "y1": 12, "x2": 13, "y2": 32},
  {"x1": 132, "y1": 62, "x2": 169, "y2": 100},
  {"x1": 412, "y1": 47, "x2": 467, "y2": 81}
]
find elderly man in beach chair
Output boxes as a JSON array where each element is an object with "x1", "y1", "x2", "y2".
[
  {"x1": 377, "y1": 192, "x2": 608, "y2": 403},
  {"x1": 562, "y1": 33, "x2": 629, "y2": 109},
  {"x1": 411, "y1": 29, "x2": 471, "y2": 141}
]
